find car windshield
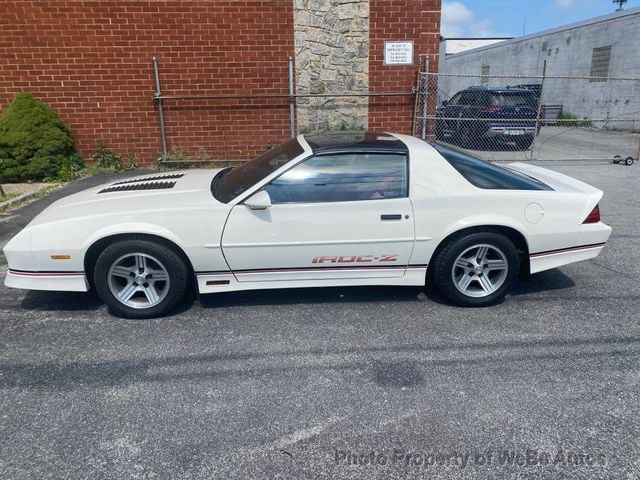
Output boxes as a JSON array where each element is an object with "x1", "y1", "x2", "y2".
[
  {"x1": 211, "y1": 139, "x2": 305, "y2": 203},
  {"x1": 490, "y1": 93, "x2": 537, "y2": 107}
]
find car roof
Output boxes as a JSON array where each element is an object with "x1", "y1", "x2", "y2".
[
  {"x1": 303, "y1": 131, "x2": 409, "y2": 155},
  {"x1": 466, "y1": 86, "x2": 534, "y2": 94}
]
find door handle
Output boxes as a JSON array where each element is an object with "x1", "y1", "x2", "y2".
[{"x1": 380, "y1": 214, "x2": 402, "y2": 221}]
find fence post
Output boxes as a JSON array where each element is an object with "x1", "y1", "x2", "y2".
[
  {"x1": 288, "y1": 56, "x2": 296, "y2": 139},
  {"x1": 421, "y1": 58, "x2": 429, "y2": 140},
  {"x1": 152, "y1": 56, "x2": 168, "y2": 161},
  {"x1": 534, "y1": 60, "x2": 547, "y2": 139}
]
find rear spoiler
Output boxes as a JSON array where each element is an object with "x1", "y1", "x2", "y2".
[{"x1": 507, "y1": 162, "x2": 603, "y2": 218}]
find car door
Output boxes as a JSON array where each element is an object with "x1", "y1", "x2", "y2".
[
  {"x1": 221, "y1": 151, "x2": 415, "y2": 283},
  {"x1": 454, "y1": 91, "x2": 476, "y2": 133},
  {"x1": 440, "y1": 91, "x2": 464, "y2": 135}
]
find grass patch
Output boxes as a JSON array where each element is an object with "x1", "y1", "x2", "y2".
[
  {"x1": 33, "y1": 183, "x2": 62, "y2": 199},
  {"x1": 0, "y1": 183, "x2": 62, "y2": 213},
  {"x1": 0, "y1": 192, "x2": 20, "y2": 203}
]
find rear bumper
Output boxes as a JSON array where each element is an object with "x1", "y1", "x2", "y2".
[
  {"x1": 529, "y1": 222, "x2": 612, "y2": 274},
  {"x1": 484, "y1": 126, "x2": 535, "y2": 138},
  {"x1": 4, "y1": 269, "x2": 89, "y2": 292}
]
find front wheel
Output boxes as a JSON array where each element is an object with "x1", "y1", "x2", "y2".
[
  {"x1": 459, "y1": 124, "x2": 478, "y2": 149},
  {"x1": 431, "y1": 232, "x2": 520, "y2": 307},
  {"x1": 94, "y1": 240, "x2": 189, "y2": 318}
]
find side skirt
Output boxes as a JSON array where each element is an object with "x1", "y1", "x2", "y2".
[{"x1": 196, "y1": 266, "x2": 428, "y2": 294}]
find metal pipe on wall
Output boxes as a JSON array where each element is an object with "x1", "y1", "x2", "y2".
[
  {"x1": 152, "y1": 56, "x2": 168, "y2": 161},
  {"x1": 151, "y1": 56, "x2": 415, "y2": 164}
]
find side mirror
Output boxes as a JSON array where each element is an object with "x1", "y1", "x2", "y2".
[
  {"x1": 441, "y1": 99, "x2": 448, "y2": 106},
  {"x1": 245, "y1": 190, "x2": 272, "y2": 210}
]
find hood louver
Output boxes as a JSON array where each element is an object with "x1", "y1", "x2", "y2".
[
  {"x1": 98, "y1": 180, "x2": 177, "y2": 194},
  {"x1": 111, "y1": 173, "x2": 185, "y2": 185},
  {"x1": 97, "y1": 173, "x2": 185, "y2": 194}
]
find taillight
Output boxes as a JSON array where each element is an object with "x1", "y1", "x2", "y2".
[{"x1": 583, "y1": 204, "x2": 600, "y2": 224}]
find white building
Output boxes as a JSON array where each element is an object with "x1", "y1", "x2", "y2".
[{"x1": 439, "y1": 7, "x2": 640, "y2": 130}]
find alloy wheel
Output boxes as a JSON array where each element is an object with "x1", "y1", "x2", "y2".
[
  {"x1": 107, "y1": 253, "x2": 170, "y2": 309},
  {"x1": 451, "y1": 244, "x2": 508, "y2": 298}
]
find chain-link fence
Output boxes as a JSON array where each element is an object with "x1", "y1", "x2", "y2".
[{"x1": 414, "y1": 72, "x2": 640, "y2": 163}]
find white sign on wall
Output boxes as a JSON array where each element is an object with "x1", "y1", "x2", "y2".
[{"x1": 384, "y1": 41, "x2": 414, "y2": 65}]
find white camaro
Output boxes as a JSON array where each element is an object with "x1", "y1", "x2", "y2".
[{"x1": 3, "y1": 132, "x2": 611, "y2": 318}]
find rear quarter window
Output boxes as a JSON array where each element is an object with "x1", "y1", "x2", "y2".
[
  {"x1": 432, "y1": 145, "x2": 553, "y2": 191},
  {"x1": 490, "y1": 93, "x2": 538, "y2": 107}
]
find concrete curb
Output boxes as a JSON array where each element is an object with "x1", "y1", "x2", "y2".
[{"x1": 0, "y1": 191, "x2": 38, "y2": 211}]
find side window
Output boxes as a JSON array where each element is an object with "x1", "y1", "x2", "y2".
[
  {"x1": 265, "y1": 153, "x2": 408, "y2": 204},
  {"x1": 459, "y1": 91, "x2": 475, "y2": 105},
  {"x1": 447, "y1": 92, "x2": 462, "y2": 105},
  {"x1": 470, "y1": 92, "x2": 488, "y2": 106}
]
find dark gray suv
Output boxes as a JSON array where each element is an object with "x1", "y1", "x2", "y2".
[{"x1": 436, "y1": 86, "x2": 539, "y2": 150}]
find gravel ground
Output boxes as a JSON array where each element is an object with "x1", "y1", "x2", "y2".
[{"x1": 0, "y1": 163, "x2": 638, "y2": 479}]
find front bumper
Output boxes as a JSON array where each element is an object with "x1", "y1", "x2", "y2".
[{"x1": 5, "y1": 269, "x2": 89, "y2": 292}]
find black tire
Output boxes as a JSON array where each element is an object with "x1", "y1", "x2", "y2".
[
  {"x1": 93, "y1": 239, "x2": 189, "y2": 319},
  {"x1": 431, "y1": 232, "x2": 520, "y2": 307},
  {"x1": 515, "y1": 135, "x2": 534, "y2": 150},
  {"x1": 624, "y1": 156, "x2": 634, "y2": 166},
  {"x1": 459, "y1": 124, "x2": 478, "y2": 149}
]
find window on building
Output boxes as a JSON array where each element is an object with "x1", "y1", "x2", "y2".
[{"x1": 590, "y1": 46, "x2": 612, "y2": 81}]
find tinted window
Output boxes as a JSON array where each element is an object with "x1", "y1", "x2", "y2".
[
  {"x1": 459, "y1": 92, "x2": 476, "y2": 105},
  {"x1": 447, "y1": 92, "x2": 462, "y2": 105},
  {"x1": 432, "y1": 144, "x2": 553, "y2": 191},
  {"x1": 212, "y1": 139, "x2": 305, "y2": 203},
  {"x1": 490, "y1": 92, "x2": 537, "y2": 107},
  {"x1": 265, "y1": 153, "x2": 408, "y2": 204}
]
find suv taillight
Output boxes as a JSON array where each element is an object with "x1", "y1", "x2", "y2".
[{"x1": 583, "y1": 204, "x2": 600, "y2": 224}]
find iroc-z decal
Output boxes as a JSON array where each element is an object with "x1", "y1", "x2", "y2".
[{"x1": 312, "y1": 254, "x2": 399, "y2": 264}]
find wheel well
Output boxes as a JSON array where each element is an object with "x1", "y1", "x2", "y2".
[
  {"x1": 427, "y1": 225, "x2": 530, "y2": 279},
  {"x1": 84, "y1": 233, "x2": 195, "y2": 287}
]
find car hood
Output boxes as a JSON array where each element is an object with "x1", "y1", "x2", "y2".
[{"x1": 28, "y1": 169, "x2": 225, "y2": 227}]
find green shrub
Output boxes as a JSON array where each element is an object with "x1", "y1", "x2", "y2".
[
  {"x1": 557, "y1": 111, "x2": 579, "y2": 127},
  {"x1": 0, "y1": 93, "x2": 85, "y2": 182}
]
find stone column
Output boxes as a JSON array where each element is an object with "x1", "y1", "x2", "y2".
[{"x1": 293, "y1": 0, "x2": 369, "y2": 133}]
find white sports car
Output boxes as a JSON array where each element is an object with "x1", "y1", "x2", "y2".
[{"x1": 3, "y1": 132, "x2": 611, "y2": 318}]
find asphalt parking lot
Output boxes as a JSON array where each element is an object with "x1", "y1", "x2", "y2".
[
  {"x1": 0, "y1": 162, "x2": 639, "y2": 479},
  {"x1": 440, "y1": 126, "x2": 640, "y2": 163}
]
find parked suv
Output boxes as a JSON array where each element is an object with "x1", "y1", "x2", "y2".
[{"x1": 436, "y1": 86, "x2": 539, "y2": 150}]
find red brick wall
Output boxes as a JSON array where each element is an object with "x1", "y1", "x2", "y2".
[
  {"x1": 0, "y1": 1, "x2": 294, "y2": 165},
  {"x1": 368, "y1": 0, "x2": 441, "y2": 133}
]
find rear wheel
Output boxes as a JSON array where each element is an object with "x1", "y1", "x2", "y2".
[
  {"x1": 435, "y1": 120, "x2": 444, "y2": 141},
  {"x1": 515, "y1": 135, "x2": 534, "y2": 150},
  {"x1": 432, "y1": 232, "x2": 519, "y2": 307},
  {"x1": 94, "y1": 240, "x2": 189, "y2": 318}
]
